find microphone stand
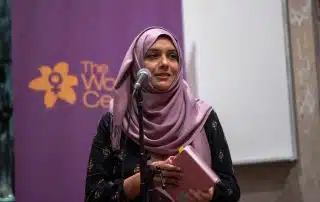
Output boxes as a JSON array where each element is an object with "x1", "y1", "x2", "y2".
[{"x1": 134, "y1": 88, "x2": 156, "y2": 202}]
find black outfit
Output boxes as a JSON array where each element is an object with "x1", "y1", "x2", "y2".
[
  {"x1": 0, "y1": 0, "x2": 14, "y2": 196},
  {"x1": 85, "y1": 110, "x2": 240, "y2": 202}
]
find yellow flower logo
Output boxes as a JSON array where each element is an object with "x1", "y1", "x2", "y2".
[{"x1": 28, "y1": 61, "x2": 79, "y2": 108}]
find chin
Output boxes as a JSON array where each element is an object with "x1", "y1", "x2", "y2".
[
  {"x1": 152, "y1": 80, "x2": 174, "y2": 91},
  {"x1": 154, "y1": 85, "x2": 171, "y2": 91}
]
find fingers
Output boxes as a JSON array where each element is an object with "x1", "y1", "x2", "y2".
[
  {"x1": 154, "y1": 162, "x2": 181, "y2": 172},
  {"x1": 165, "y1": 156, "x2": 176, "y2": 164},
  {"x1": 208, "y1": 186, "x2": 214, "y2": 196},
  {"x1": 188, "y1": 189, "x2": 203, "y2": 201},
  {"x1": 154, "y1": 163, "x2": 182, "y2": 179},
  {"x1": 153, "y1": 165, "x2": 183, "y2": 188},
  {"x1": 161, "y1": 168, "x2": 183, "y2": 178},
  {"x1": 187, "y1": 188, "x2": 213, "y2": 202},
  {"x1": 151, "y1": 158, "x2": 183, "y2": 189},
  {"x1": 156, "y1": 163, "x2": 183, "y2": 182},
  {"x1": 153, "y1": 176, "x2": 180, "y2": 187},
  {"x1": 156, "y1": 169, "x2": 183, "y2": 181}
]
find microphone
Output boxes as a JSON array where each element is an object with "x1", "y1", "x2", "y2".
[{"x1": 133, "y1": 68, "x2": 151, "y2": 96}]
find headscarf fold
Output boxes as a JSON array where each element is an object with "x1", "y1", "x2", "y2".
[{"x1": 111, "y1": 26, "x2": 213, "y2": 166}]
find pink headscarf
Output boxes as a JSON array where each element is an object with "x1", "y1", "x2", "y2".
[{"x1": 111, "y1": 26, "x2": 213, "y2": 165}]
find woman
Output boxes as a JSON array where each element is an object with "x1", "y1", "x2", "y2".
[{"x1": 85, "y1": 27, "x2": 240, "y2": 202}]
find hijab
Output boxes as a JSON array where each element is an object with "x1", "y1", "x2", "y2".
[{"x1": 111, "y1": 26, "x2": 213, "y2": 165}]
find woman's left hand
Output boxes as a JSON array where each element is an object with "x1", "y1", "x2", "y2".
[{"x1": 187, "y1": 186, "x2": 214, "y2": 202}]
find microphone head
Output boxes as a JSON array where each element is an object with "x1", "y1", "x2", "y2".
[
  {"x1": 136, "y1": 68, "x2": 152, "y2": 85},
  {"x1": 132, "y1": 68, "x2": 152, "y2": 96},
  {"x1": 137, "y1": 68, "x2": 151, "y2": 79},
  {"x1": 133, "y1": 68, "x2": 152, "y2": 93}
]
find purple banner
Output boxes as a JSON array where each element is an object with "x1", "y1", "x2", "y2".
[{"x1": 12, "y1": 1, "x2": 183, "y2": 201}]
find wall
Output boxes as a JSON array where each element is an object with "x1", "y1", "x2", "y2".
[
  {"x1": 235, "y1": 0, "x2": 320, "y2": 202},
  {"x1": 182, "y1": 0, "x2": 297, "y2": 164}
]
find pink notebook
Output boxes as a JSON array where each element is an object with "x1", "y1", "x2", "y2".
[{"x1": 164, "y1": 145, "x2": 221, "y2": 201}]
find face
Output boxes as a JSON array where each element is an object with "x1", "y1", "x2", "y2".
[{"x1": 143, "y1": 37, "x2": 180, "y2": 91}]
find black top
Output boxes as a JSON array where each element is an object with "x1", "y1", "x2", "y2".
[{"x1": 85, "y1": 110, "x2": 240, "y2": 202}]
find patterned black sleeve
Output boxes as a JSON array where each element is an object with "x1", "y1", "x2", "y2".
[
  {"x1": 204, "y1": 110, "x2": 241, "y2": 202},
  {"x1": 84, "y1": 112, "x2": 127, "y2": 202}
]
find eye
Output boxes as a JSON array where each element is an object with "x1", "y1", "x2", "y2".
[
  {"x1": 168, "y1": 51, "x2": 178, "y2": 61},
  {"x1": 145, "y1": 50, "x2": 160, "y2": 60}
]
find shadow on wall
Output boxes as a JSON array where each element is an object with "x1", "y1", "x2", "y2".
[
  {"x1": 185, "y1": 42, "x2": 199, "y2": 98},
  {"x1": 184, "y1": 33, "x2": 304, "y2": 202},
  {"x1": 234, "y1": 161, "x2": 303, "y2": 202}
]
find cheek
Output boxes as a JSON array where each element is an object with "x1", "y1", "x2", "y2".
[
  {"x1": 143, "y1": 61, "x2": 154, "y2": 72},
  {"x1": 171, "y1": 63, "x2": 180, "y2": 76}
]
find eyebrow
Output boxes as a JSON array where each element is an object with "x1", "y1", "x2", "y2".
[{"x1": 147, "y1": 48, "x2": 177, "y2": 52}]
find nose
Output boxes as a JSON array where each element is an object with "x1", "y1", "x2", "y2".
[{"x1": 159, "y1": 55, "x2": 169, "y2": 69}]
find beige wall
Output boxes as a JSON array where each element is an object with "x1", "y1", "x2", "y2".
[{"x1": 235, "y1": 1, "x2": 320, "y2": 202}]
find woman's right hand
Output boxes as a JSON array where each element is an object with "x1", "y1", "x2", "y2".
[
  {"x1": 151, "y1": 157, "x2": 183, "y2": 189},
  {"x1": 124, "y1": 156, "x2": 183, "y2": 199}
]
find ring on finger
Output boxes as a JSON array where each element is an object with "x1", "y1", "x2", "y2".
[{"x1": 161, "y1": 176, "x2": 166, "y2": 189}]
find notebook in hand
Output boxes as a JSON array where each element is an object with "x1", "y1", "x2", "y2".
[{"x1": 165, "y1": 145, "x2": 221, "y2": 201}]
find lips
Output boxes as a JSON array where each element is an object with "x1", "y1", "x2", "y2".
[{"x1": 155, "y1": 73, "x2": 171, "y2": 77}]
